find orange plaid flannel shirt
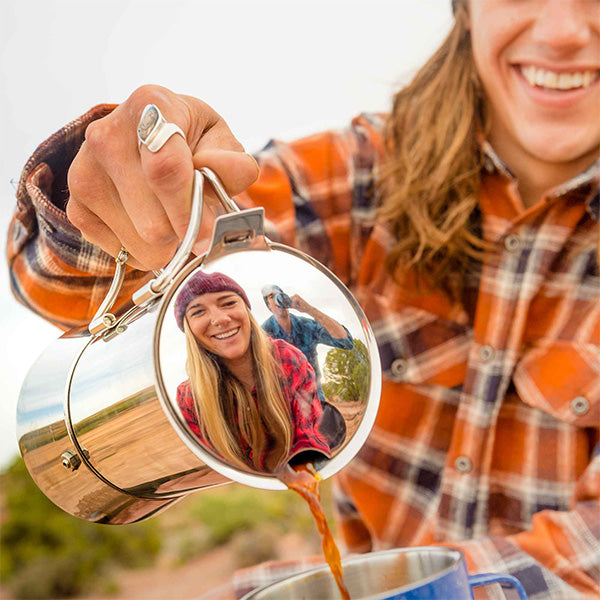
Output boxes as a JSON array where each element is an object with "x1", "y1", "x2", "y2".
[{"x1": 7, "y1": 107, "x2": 600, "y2": 599}]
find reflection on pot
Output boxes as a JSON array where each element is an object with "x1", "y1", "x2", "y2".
[
  {"x1": 154, "y1": 241, "x2": 381, "y2": 490},
  {"x1": 170, "y1": 264, "x2": 371, "y2": 475},
  {"x1": 174, "y1": 271, "x2": 332, "y2": 473}
]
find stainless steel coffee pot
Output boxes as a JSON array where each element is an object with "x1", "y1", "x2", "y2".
[{"x1": 17, "y1": 168, "x2": 381, "y2": 524}]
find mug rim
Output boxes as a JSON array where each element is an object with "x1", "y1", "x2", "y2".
[{"x1": 242, "y1": 546, "x2": 465, "y2": 600}]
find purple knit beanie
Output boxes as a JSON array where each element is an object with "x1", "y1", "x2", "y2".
[{"x1": 174, "y1": 271, "x2": 251, "y2": 331}]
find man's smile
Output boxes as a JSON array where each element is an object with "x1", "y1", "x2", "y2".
[{"x1": 517, "y1": 64, "x2": 599, "y2": 91}]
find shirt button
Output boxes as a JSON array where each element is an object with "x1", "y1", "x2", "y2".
[
  {"x1": 390, "y1": 358, "x2": 408, "y2": 379},
  {"x1": 479, "y1": 345, "x2": 496, "y2": 363},
  {"x1": 571, "y1": 396, "x2": 589, "y2": 416},
  {"x1": 455, "y1": 456, "x2": 472, "y2": 474},
  {"x1": 504, "y1": 234, "x2": 522, "y2": 253}
]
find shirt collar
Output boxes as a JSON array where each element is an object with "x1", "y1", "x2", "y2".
[{"x1": 480, "y1": 139, "x2": 600, "y2": 222}]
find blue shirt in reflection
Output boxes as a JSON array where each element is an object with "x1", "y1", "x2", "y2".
[{"x1": 262, "y1": 313, "x2": 354, "y2": 401}]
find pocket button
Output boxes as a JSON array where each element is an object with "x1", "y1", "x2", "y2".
[
  {"x1": 571, "y1": 396, "x2": 589, "y2": 416},
  {"x1": 455, "y1": 456, "x2": 472, "y2": 474},
  {"x1": 479, "y1": 345, "x2": 496, "y2": 363},
  {"x1": 504, "y1": 234, "x2": 522, "y2": 253},
  {"x1": 391, "y1": 358, "x2": 408, "y2": 379}
]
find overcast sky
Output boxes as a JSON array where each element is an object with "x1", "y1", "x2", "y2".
[{"x1": 0, "y1": 0, "x2": 453, "y2": 469}]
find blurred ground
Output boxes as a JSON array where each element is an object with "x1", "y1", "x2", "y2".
[
  {"x1": 1, "y1": 459, "x2": 337, "y2": 600},
  {"x1": 81, "y1": 531, "x2": 317, "y2": 600}
]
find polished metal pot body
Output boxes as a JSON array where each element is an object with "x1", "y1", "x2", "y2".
[
  {"x1": 17, "y1": 240, "x2": 382, "y2": 523},
  {"x1": 16, "y1": 170, "x2": 250, "y2": 524},
  {"x1": 17, "y1": 304, "x2": 227, "y2": 524}
]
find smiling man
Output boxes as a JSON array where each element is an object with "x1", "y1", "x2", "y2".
[{"x1": 468, "y1": 0, "x2": 599, "y2": 207}]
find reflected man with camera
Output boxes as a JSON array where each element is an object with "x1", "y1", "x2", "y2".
[
  {"x1": 261, "y1": 284, "x2": 354, "y2": 451},
  {"x1": 261, "y1": 285, "x2": 354, "y2": 399}
]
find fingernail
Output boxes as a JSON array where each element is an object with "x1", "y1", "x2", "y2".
[{"x1": 244, "y1": 153, "x2": 260, "y2": 179}]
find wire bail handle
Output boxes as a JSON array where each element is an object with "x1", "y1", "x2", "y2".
[{"x1": 88, "y1": 167, "x2": 240, "y2": 335}]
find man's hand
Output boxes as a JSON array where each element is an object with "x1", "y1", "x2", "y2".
[
  {"x1": 290, "y1": 294, "x2": 312, "y2": 313},
  {"x1": 290, "y1": 294, "x2": 349, "y2": 340},
  {"x1": 66, "y1": 85, "x2": 259, "y2": 271}
]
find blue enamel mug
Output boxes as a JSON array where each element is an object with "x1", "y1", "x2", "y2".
[{"x1": 241, "y1": 547, "x2": 528, "y2": 600}]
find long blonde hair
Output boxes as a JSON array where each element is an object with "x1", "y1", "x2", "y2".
[
  {"x1": 379, "y1": 0, "x2": 489, "y2": 302},
  {"x1": 183, "y1": 310, "x2": 293, "y2": 472}
]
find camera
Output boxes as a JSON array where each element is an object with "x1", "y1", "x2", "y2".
[{"x1": 274, "y1": 291, "x2": 292, "y2": 309}]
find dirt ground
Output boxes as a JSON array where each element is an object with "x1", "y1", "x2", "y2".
[
  {"x1": 88, "y1": 545, "x2": 237, "y2": 600},
  {"x1": 335, "y1": 400, "x2": 366, "y2": 449},
  {"x1": 80, "y1": 531, "x2": 317, "y2": 600}
]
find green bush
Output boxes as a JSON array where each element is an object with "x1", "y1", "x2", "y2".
[
  {"x1": 1, "y1": 456, "x2": 161, "y2": 599},
  {"x1": 10, "y1": 555, "x2": 95, "y2": 600},
  {"x1": 322, "y1": 339, "x2": 370, "y2": 403}
]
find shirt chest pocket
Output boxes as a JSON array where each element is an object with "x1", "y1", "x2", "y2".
[
  {"x1": 374, "y1": 306, "x2": 472, "y2": 388},
  {"x1": 513, "y1": 340, "x2": 600, "y2": 427}
]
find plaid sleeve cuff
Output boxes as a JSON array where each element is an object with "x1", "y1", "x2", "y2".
[
  {"x1": 8, "y1": 104, "x2": 117, "y2": 275},
  {"x1": 7, "y1": 104, "x2": 153, "y2": 328},
  {"x1": 453, "y1": 536, "x2": 589, "y2": 599},
  {"x1": 453, "y1": 455, "x2": 600, "y2": 598}
]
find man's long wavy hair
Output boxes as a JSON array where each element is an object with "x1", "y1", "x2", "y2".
[
  {"x1": 379, "y1": 0, "x2": 489, "y2": 302},
  {"x1": 183, "y1": 310, "x2": 293, "y2": 473}
]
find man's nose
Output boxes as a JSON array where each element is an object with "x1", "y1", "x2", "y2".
[{"x1": 531, "y1": 0, "x2": 591, "y2": 55}]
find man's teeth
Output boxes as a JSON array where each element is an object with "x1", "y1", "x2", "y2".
[
  {"x1": 520, "y1": 65, "x2": 596, "y2": 90},
  {"x1": 214, "y1": 328, "x2": 239, "y2": 340}
]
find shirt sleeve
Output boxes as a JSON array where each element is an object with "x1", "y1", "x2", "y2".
[
  {"x1": 237, "y1": 113, "x2": 386, "y2": 288},
  {"x1": 6, "y1": 104, "x2": 152, "y2": 330},
  {"x1": 260, "y1": 316, "x2": 277, "y2": 338},
  {"x1": 275, "y1": 340, "x2": 332, "y2": 460},
  {"x1": 176, "y1": 380, "x2": 201, "y2": 437},
  {"x1": 309, "y1": 319, "x2": 354, "y2": 351},
  {"x1": 442, "y1": 451, "x2": 600, "y2": 599},
  {"x1": 7, "y1": 109, "x2": 384, "y2": 329}
]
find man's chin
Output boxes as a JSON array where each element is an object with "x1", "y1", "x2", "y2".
[{"x1": 516, "y1": 125, "x2": 600, "y2": 167}]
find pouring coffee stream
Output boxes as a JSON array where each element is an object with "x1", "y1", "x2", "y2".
[{"x1": 278, "y1": 463, "x2": 351, "y2": 600}]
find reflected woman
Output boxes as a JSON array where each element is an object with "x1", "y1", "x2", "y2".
[{"x1": 174, "y1": 271, "x2": 332, "y2": 473}]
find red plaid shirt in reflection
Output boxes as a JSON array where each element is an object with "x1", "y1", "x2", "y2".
[
  {"x1": 7, "y1": 106, "x2": 600, "y2": 599},
  {"x1": 176, "y1": 338, "x2": 332, "y2": 469}
]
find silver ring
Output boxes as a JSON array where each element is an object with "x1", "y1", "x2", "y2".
[{"x1": 137, "y1": 104, "x2": 186, "y2": 153}]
